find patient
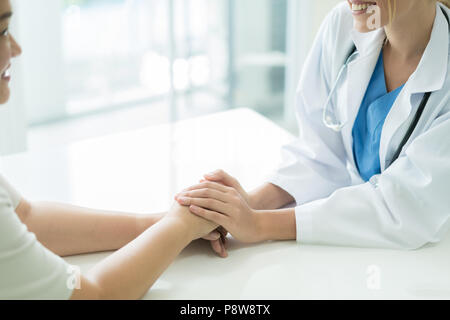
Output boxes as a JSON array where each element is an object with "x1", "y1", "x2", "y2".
[{"x1": 0, "y1": 0, "x2": 226, "y2": 300}]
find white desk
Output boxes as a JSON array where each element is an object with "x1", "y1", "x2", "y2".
[{"x1": 1, "y1": 108, "x2": 450, "y2": 300}]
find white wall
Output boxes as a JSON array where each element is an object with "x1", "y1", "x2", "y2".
[
  {"x1": 233, "y1": 0, "x2": 280, "y2": 113},
  {"x1": 16, "y1": 0, "x2": 66, "y2": 125}
]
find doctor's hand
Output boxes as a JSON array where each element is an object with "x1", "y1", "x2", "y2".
[
  {"x1": 175, "y1": 181, "x2": 263, "y2": 244},
  {"x1": 199, "y1": 170, "x2": 253, "y2": 207}
]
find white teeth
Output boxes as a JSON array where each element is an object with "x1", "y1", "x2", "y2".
[
  {"x1": 352, "y1": 3, "x2": 371, "y2": 11},
  {"x1": 2, "y1": 67, "x2": 10, "y2": 78}
]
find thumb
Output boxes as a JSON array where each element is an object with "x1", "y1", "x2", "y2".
[
  {"x1": 202, "y1": 230, "x2": 221, "y2": 241},
  {"x1": 204, "y1": 170, "x2": 240, "y2": 188}
]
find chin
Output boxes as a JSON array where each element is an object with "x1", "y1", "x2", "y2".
[
  {"x1": 353, "y1": 15, "x2": 384, "y2": 33},
  {"x1": 354, "y1": 21, "x2": 373, "y2": 33},
  {"x1": 349, "y1": 1, "x2": 385, "y2": 33},
  {"x1": 0, "y1": 87, "x2": 11, "y2": 104}
]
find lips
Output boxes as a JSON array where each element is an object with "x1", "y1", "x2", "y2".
[
  {"x1": 1, "y1": 64, "x2": 11, "y2": 81},
  {"x1": 348, "y1": 0, "x2": 377, "y2": 14},
  {"x1": 348, "y1": 0, "x2": 377, "y2": 4}
]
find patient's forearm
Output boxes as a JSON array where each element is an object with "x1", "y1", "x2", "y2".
[
  {"x1": 72, "y1": 216, "x2": 194, "y2": 300},
  {"x1": 249, "y1": 183, "x2": 295, "y2": 210},
  {"x1": 22, "y1": 201, "x2": 163, "y2": 257}
]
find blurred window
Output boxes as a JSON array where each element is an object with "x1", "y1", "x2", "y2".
[{"x1": 22, "y1": 0, "x2": 288, "y2": 125}]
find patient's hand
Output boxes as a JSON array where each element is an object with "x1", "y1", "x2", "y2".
[
  {"x1": 166, "y1": 202, "x2": 218, "y2": 241},
  {"x1": 202, "y1": 226, "x2": 228, "y2": 258},
  {"x1": 164, "y1": 203, "x2": 228, "y2": 257}
]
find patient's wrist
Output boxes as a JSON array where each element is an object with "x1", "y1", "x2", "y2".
[
  {"x1": 157, "y1": 215, "x2": 195, "y2": 244},
  {"x1": 136, "y1": 213, "x2": 164, "y2": 235}
]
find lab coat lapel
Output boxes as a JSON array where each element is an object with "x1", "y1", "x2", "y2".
[
  {"x1": 379, "y1": 4, "x2": 449, "y2": 170},
  {"x1": 341, "y1": 28, "x2": 386, "y2": 169},
  {"x1": 379, "y1": 90, "x2": 412, "y2": 171}
]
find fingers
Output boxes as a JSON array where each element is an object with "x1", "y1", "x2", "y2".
[
  {"x1": 189, "y1": 205, "x2": 229, "y2": 228},
  {"x1": 202, "y1": 229, "x2": 228, "y2": 257},
  {"x1": 218, "y1": 226, "x2": 228, "y2": 238},
  {"x1": 211, "y1": 239, "x2": 228, "y2": 258},
  {"x1": 220, "y1": 231, "x2": 228, "y2": 249},
  {"x1": 202, "y1": 229, "x2": 229, "y2": 258},
  {"x1": 218, "y1": 226, "x2": 228, "y2": 247},
  {"x1": 177, "y1": 197, "x2": 232, "y2": 216},
  {"x1": 209, "y1": 239, "x2": 221, "y2": 256},
  {"x1": 176, "y1": 188, "x2": 229, "y2": 203},
  {"x1": 203, "y1": 170, "x2": 247, "y2": 202},
  {"x1": 202, "y1": 228, "x2": 228, "y2": 244},
  {"x1": 219, "y1": 241, "x2": 228, "y2": 258},
  {"x1": 202, "y1": 230, "x2": 221, "y2": 241},
  {"x1": 180, "y1": 181, "x2": 231, "y2": 194},
  {"x1": 204, "y1": 169, "x2": 240, "y2": 188}
]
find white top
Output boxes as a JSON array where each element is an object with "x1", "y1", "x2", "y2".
[{"x1": 0, "y1": 174, "x2": 74, "y2": 299}]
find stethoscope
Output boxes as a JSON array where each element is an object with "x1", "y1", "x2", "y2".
[{"x1": 322, "y1": 7, "x2": 449, "y2": 164}]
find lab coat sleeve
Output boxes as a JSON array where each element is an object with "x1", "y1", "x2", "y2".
[
  {"x1": 296, "y1": 115, "x2": 450, "y2": 250},
  {"x1": 268, "y1": 5, "x2": 352, "y2": 205}
]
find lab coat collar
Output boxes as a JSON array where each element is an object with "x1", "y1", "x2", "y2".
[
  {"x1": 350, "y1": 26, "x2": 386, "y2": 58},
  {"x1": 407, "y1": 4, "x2": 449, "y2": 94},
  {"x1": 380, "y1": 4, "x2": 449, "y2": 170}
]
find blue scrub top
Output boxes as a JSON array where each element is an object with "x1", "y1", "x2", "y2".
[{"x1": 352, "y1": 51, "x2": 405, "y2": 182}]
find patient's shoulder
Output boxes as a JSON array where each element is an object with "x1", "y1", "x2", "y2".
[{"x1": 0, "y1": 174, "x2": 22, "y2": 209}]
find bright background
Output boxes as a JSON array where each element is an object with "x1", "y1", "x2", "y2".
[{"x1": 0, "y1": 0, "x2": 342, "y2": 155}]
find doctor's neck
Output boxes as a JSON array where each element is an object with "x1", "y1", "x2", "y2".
[{"x1": 383, "y1": 0, "x2": 436, "y2": 61}]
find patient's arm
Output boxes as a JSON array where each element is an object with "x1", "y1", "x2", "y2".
[
  {"x1": 16, "y1": 199, "x2": 162, "y2": 257},
  {"x1": 16, "y1": 199, "x2": 227, "y2": 257},
  {"x1": 71, "y1": 203, "x2": 219, "y2": 300}
]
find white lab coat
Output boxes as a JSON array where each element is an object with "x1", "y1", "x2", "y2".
[{"x1": 269, "y1": 2, "x2": 450, "y2": 249}]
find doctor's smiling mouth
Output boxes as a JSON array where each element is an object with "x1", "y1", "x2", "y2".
[
  {"x1": 348, "y1": 0, "x2": 378, "y2": 16},
  {"x1": 347, "y1": 0, "x2": 401, "y2": 33}
]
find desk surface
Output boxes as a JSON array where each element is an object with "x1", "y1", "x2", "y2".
[{"x1": 1, "y1": 108, "x2": 450, "y2": 300}]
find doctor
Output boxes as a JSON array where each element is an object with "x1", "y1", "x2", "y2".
[{"x1": 175, "y1": 0, "x2": 450, "y2": 250}]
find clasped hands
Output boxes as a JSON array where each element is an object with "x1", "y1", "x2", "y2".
[{"x1": 174, "y1": 170, "x2": 262, "y2": 258}]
